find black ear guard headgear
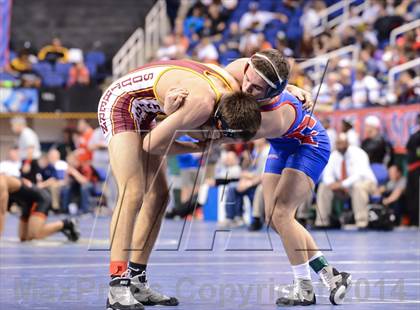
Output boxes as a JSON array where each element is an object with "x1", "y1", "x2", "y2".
[
  {"x1": 245, "y1": 52, "x2": 288, "y2": 101},
  {"x1": 213, "y1": 101, "x2": 252, "y2": 141}
]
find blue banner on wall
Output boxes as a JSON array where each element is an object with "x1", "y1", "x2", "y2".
[
  {"x1": 0, "y1": 0, "x2": 12, "y2": 68},
  {"x1": 0, "y1": 88, "x2": 39, "y2": 112}
]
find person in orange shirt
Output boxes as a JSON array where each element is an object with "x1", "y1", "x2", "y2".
[
  {"x1": 68, "y1": 62, "x2": 90, "y2": 87},
  {"x1": 75, "y1": 119, "x2": 93, "y2": 162}
]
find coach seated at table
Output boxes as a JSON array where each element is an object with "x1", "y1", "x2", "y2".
[{"x1": 315, "y1": 133, "x2": 377, "y2": 229}]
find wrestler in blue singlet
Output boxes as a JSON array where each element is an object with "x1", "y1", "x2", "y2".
[{"x1": 261, "y1": 90, "x2": 331, "y2": 184}]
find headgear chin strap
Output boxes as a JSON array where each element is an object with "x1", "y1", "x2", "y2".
[{"x1": 246, "y1": 53, "x2": 288, "y2": 101}]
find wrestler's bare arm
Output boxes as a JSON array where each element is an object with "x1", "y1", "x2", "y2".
[
  {"x1": 224, "y1": 58, "x2": 248, "y2": 85},
  {"x1": 143, "y1": 90, "x2": 214, "y2": 155}
]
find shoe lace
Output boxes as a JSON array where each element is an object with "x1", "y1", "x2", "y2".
[
  {"x1": 275, "y1": 281, "x2": 301, "y2": 300},
  {"x1": 120, "y1": 269, "x2": 131, "y2": 278},
  {"x1": 319, "y1": 268, "x2": 340, "y2": 290}
]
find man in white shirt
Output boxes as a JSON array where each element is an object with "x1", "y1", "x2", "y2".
[
  {"x1": 352, "y1": 64, "x2": 381, "y2": 109},
  {"x1": 316, "y1": 133, "x2": 377, "y2": 228},
  {"x1": 195, "y1": 36, "x2": 219, "y2": 62},
  {"x1": 341, "y1": 118, "x2": 360, "y2": 146},
  {"x1": 10, "y1": 117, "x2": 41, "y2": 160},
  {"x1": 239, "y1": 1, "x2": 286, "y2": 32}
]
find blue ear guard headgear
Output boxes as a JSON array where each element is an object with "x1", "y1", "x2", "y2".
[{"x1": 246, "y1": 53, "x2": 288, "y2": 102}]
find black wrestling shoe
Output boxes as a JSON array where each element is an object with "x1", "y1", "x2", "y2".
[
  {"x1": 61, "y1": 218, "x2": 80, "y2": 242},
  {"x1": 276, "y1": 279, "x2": 316, "y2": 306},
  {"x1": 106, "y1": 277, "x2": 144, "y2": 310},
  {"x1": 319, "y1": 266, "x2": 352, "y2": 305},
  {"x1": 131, "y1": 272, "x2": 179, "y2": 306}
]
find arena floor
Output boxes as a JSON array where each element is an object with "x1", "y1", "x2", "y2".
[{"x1": 0, "y1": 215, "x2": 419, "y2": 309}]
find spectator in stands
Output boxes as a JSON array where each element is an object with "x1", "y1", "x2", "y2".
[
  {"x1": 20, "y1": 147, "x2": 42, "y2": 185},
  {"x1": 226, "y1": 139, "x2": 270, "y2": 231},
  {"x1": 0, "y1": 146, "x2": 21, "y2": 177},
  {"x1": 10, "y1": 49, "x2": 32, "y2": 73},
  {"x1": 56, "y1": 127, "x2": 77, "y2": 161},
  {"x1": 361, "y1": 115, "x2": 394, "y2": 167},
  {"x1": 184, "y1": 6, "x2": 205, "y2": 39},
  {"x1": 315, "y1": 133, "x2": 377, "y2": 229},
  {"x1": 239, "y1": 27, "x2": 261, "y2": 57},
  {"x1": 378, "y1": 165, "x2": 406, "y2": 224},
  {"x1": 336, "y1": 4, "x2": 364, "y2": 32},
  {"x1": 221, "y1": 0, "x2": 238, "y2": 15},
  {"x1": 88, "y1": 127, "x2": 117, "y2": 210},
  {"x1": 362, "y1": 0, "x2": 383, "y2": 25},
  {"x1": 10, "y1": 117, "x2": 41, "y2": 162},
  {"x1": 219, "y1": 22, "x2": 241, "y2": 59},
  {"x1": 9, "y1": 49, "x2": 41, "y2": 87},
  {"x1": 67, "y1": 62, "x2": 90, "y2": 87},
  {"x1": 209, "y1": 150, "x2": 243, "y2": 227},
  {"x1": 61, "y1": 151, "x2": 97, "y2": 215},
  {"x1": 395, "y1": 69, "x2": 419, "y2": 104},
  {"x1": 313, "y1": 72, "x2": 343, "y2": 111},
  {"x1": 321, "y1": 117, "x2": 336, "y2": 151},
  {"x1": 166, "y1": 147, "x2": 240, "y2": 219},
  {"x1": 341, "y1": 118, "x2": 360, "y2": 146},
  {"x1": 352, "y1": 63, "x2": 381, "y2": 108},
  {"x1": 37, "y1": 149, "x2": 68, "y2": 212},
  {"x1": 156, "y1": 34, "x2": 182, "y2": 60},
  {"x1": 75, "y1": 119, "x2": 93, "y2": 163},
  {"x1": 336, "y1": 66, "x2": 353, "y2": 109},
  {"x1": 300, "y1": 0, "x2": 326, "y2": 35},
  {"x1": 239, "y1": 1, "x2": 287, "y2": 32},
  {"x1": 173, "y1": 18, "x2": 189, "y2": 55},
  {"x1": 194, "y1": 36, "x2": 219, "y2": 63},
  {"x1": 176, "y1": 136, "x2": 202, "y2": 207},
  {"x1": 206, "y1": 3, "x2": 227, "y2": 37},
  {"x1": 373, "y1": 4, "x2": 404, "y2": 45},
  {"x1": 38, "y1": 37, "x2": 69, "y2": 64},
  {"x1": 406, "y1": 114, "x2": 420, "y2": 226},
  {"x1": 274, "y1": 31, "x2": 293, "y2": 57}
]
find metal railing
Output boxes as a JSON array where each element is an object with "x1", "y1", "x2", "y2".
[
  {"x1": 145, "y1": 0, "x2": 169, "y2": 61},
  {"x1": 298, "y1": 45, "x2": 360, "y2": 84},
  {"x1": 311, "y1": 0, "x2": 369, "y2": 37},
  {"x1": 112, "y1": 28, "x2": 145, "y2": 80},
  {"x1": 390, "y1": 19, "x2": 420, "y2": 46},
  {"x1": 388, "y1": 58, "x2": 420, "y2": 93},
  {"x1": 112, "y1": 0, "x2": 169, "y2": 79}
]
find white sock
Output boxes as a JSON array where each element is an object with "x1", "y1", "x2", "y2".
[
  {"x1": 292, "y1": 261, "x2": 311, "y2": 281},
  {"x1": 309, "y1": 251, "x2": 323, "y2": 263}
]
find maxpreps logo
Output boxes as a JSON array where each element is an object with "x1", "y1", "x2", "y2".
[{"x1": 284, "y1": 115, "x2": 319, "y2": 146}]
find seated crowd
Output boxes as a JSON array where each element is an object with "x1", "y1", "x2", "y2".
[
  {"x1": 157, "y1": 0, "x2": 419, "y2": 110},
  {"x1": 2, "y1": 37, "x2": 107, "y2": 88},
  {"x1": 0, "y1": 117, "x2": 116, "y2": 217},
  {"x1": 0, "y1": 115, "x2": 418, "y2": 230},
  {"x1": 165, "y1": 114, "x2": 420, "y2": 230}
]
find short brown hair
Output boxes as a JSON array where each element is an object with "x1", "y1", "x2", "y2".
[
  {"x1": 217, "y1": 92, "x2": 261, "y2": 141},
  {"x1": 251, "y1": 49, "x2": 290, "y2": 84}
]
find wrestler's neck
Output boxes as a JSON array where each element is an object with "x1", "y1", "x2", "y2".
[{"x1": 258, "y1": 95, "x2": 280, "y2": 108}]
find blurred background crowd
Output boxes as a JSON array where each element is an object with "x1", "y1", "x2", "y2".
[
  {"x1": 159, "y1": 0, "x2": 419, "y2": 110},
  {"x1": 0, "y1": 0, "x2": 419, "y2": 231}
]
